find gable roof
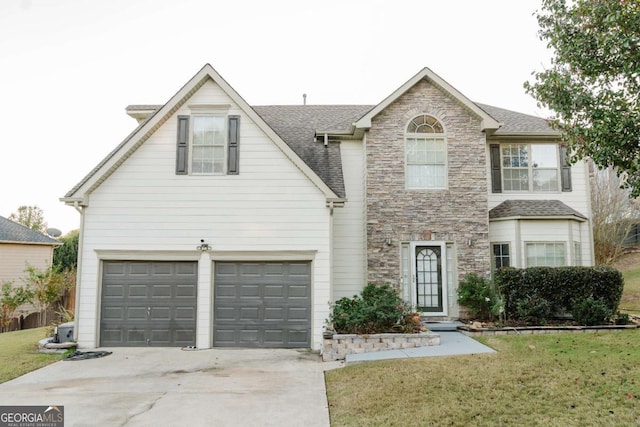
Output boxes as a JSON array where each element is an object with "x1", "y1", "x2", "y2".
[
  {"x1": 354, "y1": 67, "x2": 501, "y2": 132},
  {"x1": 253, "y1": 105, "x2": 373, "y2": 198},
  {"x1": 0, "y1": 216, "x2": 61, "y2": 245},
  {"x1": 62, "y1": 64, "x2": 343, "y2": 203},
  {"x1": 63, "y1": 65, "x2": 561, "y2": 204},
  {"x1": 489, "y1": 200, "x2": 587, "y2": 222}
]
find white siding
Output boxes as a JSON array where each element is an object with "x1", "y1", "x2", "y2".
[
  {"x1": 487, "y1": 150, "x2": 592, "y2": 218},
  {"x1": 489, "y1": 219, "x2": 591, "y2": 267},
  {"x1": 332, "y1": 140, "x2": 366, "y2": 300},
  {"x1": 487, "y1": 143, "x2": 594, "y2": 266},
  {"x1": 76, "y1": 80, "x2": 332, "y2": 350}
]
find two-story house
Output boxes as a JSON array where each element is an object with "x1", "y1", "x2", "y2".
[{"x1": 62, "y1": 65, "x2": 593, "y2": 351}]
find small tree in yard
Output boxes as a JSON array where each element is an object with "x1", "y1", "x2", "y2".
[
  {"x1": 0, "y1": 282, "x2": 34, "y2": 332},
  {"x1": 23, "y1": 265, "x2": 74, "y2": 327}
]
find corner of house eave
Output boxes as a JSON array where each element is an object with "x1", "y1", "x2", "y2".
[{"x1": 60, "y1": 196, "x2": 88, "y2": 207}]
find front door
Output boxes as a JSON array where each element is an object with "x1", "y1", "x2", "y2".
[{"x1": 410, "y1": 242, "x2": 447, "y2": 315}]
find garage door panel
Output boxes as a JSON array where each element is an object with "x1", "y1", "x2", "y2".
[
  {"x1": 288, "y1": 307, "x2": 309, "y2": 320},
  {"x1": 176, "y1": 284, "x2": 197, "y2": 298},
  {"x1": 102, "y1": 306, "x2": 123, "y2": 320},
  {"x1": 215, "y1": 307, "x2": 236, "y2": 321},
  {"x1": 288, "y1": 263, "x2": 310, "y2": 276},
  {"x1": 128, "y1": 285, "x2": 147, "y2": 298},
  {"x1": 264, "y1": 307, "x2": 284, "y2": 321},
  {"x1": 100, "y1": 261, "x2": 197, "y2": 347},
  {"x1": 175, "y1": 307, "x2": 196, "y2": 319},
  {"x1": 104, "y1": 262, "x2": 126, "y2": 275},
  {"x1": 151, "y1": 263, "x2": 172, "y2": 275},
  {"x1": 151, "y1": 284, "x2": 172, "y2": 298},
  {"x1": 239, "y1": 285, "x2": 260, "y2": 298},
  {"x1": 214, "y1": 261, "x2": 311, "y2": 348},
  {"x1": 127, "y1": 306, "x2": 148, "y2": 320},
  {"x1": 264, "y1": 285, "x2": 284, "y2": 298},
  {"x1": 239, "y1": 307, "x2": 260, "y2": 320},
  {"x1": 129, "y1": 263, "x2": 150, "y2": 275},
  {"x1": 288, "y1": 285, "x2": 309, "y2": 298}
]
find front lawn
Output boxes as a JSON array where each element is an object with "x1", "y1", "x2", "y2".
[
  {"x1": 325, "y1": 331, "x2": 640, "y2": 426},
  {"x1": 0, "y1": 327, "x2": 64, "y2": 383}
]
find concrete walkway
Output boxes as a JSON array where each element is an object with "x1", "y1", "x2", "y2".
[{"x1": 345, "y1": 331, "x2": 496, "y2": 365}]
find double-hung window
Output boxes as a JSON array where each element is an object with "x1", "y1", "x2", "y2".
[
  {"x1": 405, "y1": 115, "x2": 447, "y2": 190},
  {"x1": 192, "y1": 115, "x2": 226, "y2": 174},
  {"x1": 492, "y1": 243, "x2": 510, "y2": 271},
  {"x1": 175, "y1": 110, "x2": 240, "y2": 176},
  {"x1": 501, "y1": 144, "x2": 560, "y2": 192}
]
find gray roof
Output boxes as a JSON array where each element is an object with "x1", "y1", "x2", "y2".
[
  {"x1": 489, "y1": 200, "x2": 587, "y2": 221},
  {"x1": 477, "y1": 103, "x2": 558, "y2": 135},
  {"x1": 0, "y1": 216, "x2": 61, "y2": 245},
  {"x1": 71, "y1": 100, "x2": 558, "y2": 200},
  {"x1": 253, "y1": 105, "x2": 373, "y2": 198}
]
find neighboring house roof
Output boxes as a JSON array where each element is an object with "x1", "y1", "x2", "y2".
[
  {"x1": 0, "y1": 216, "x2": 61, "y2": 245},
  {"x1": 489, "y1": 200, "x2": 587, "y2": 221}
]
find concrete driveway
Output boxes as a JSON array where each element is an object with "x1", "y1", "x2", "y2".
[{"x1": 0, "y1": 348, "x2": 341, "y2": 427}]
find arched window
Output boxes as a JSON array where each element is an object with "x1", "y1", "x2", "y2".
[{"x1": 405, "y1": 115, "x2": 446, "y2": 189}]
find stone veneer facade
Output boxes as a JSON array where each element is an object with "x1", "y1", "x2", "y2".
[{"x1": 366, "y1": 79, "x2": 491, "y2": 300}]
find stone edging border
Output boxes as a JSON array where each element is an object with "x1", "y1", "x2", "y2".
[{"x1": 458, "y1": 324, "x2": 640, "y2": 337}]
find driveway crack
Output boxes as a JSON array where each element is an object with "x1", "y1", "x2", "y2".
[{"x1": 119, "y1": 392, "x2": 167, "y2": 426}]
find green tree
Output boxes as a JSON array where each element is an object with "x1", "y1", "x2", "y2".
[
  {"x1": 53, "y1": 230, "x2": 79, "y2": 271},
  {"x1": 9, "y1": 205, "x2": 47, "y2": 232},
  {"x1": 525, "y1": 0, "x2": 640, "y2": 196},
  {"x1": 23, "y1": 265, "x2": 73, "y2": 327},
  {"x1": 0, "y1": 282, "x2": 34, "y2": 332}
]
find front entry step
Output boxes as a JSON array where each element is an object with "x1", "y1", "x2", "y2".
[{"x1": 423, "y1": 321, "x2": 465, "y2": 332}]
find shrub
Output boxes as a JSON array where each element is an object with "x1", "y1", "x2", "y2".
[
  {"x1": 571, "y1": 298, "x2": 612, "y2": 326},
  {"x1": 515, "y1": 295, "x2": 553, "y2": 325},
  {"x1": 329, "y1": 284, "x2": 407, "y2": 334},
  {"x1": 495, "y1": 266, "x2": 624, "y2": 323},
  {"x1": 614, "y1": 312, "x2": 630, "y2": 325},
  {"x1": 457, "y1": 273, "x2": 498, "y2": 321}
]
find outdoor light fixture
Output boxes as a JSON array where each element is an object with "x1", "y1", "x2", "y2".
[
  {"x1": 197, "y1": 239, "x2": 211, "y2": 251},
  {"x1": 385, "y1": 237, "x2": 392, "y2": 246}
]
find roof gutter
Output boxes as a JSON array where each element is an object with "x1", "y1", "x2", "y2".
[
  {"x1": 0, "y1": 240, "x2": 62, "y2": 246},
  {"x1": 490, "y1": 215, "x2": 587, "y2": 223}
]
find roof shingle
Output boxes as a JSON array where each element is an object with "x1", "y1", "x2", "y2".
[
  {"x1": 489, "y1": 200, "x2": 587, "y2": 221},
  {"x1": 0, "y1": 216, "x2": 61, "y2": 245}
]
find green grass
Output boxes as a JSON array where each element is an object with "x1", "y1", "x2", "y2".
[
  {"x1": 0, "y1": 327, "x2": 65, "y2": 383},
  {"x1": 325, "y1": 331, "x2": 640, "y2": 426}
]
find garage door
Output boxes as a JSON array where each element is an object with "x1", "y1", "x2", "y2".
[
  {"x1": 101, "y1": 261, "x2": 197, "y2": 347},
  {"x1": 214, "y1": 262, "x2": 311, "y2": 348}
]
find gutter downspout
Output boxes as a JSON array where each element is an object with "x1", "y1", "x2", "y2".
[
  {"x1": 72, "y1": 201, "x2": 84, "y2": 343},
  {"x1": 328, "y1": 200, "x2": 335, "y2": 303}
]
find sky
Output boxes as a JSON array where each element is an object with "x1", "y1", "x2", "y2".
[{"x1": 0, "y1": 0, "x2": 552, "y2": 235}]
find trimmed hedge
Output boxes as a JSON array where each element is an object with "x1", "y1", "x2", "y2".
[{"x1": 494, "y1": 266, "x2": 624, "y2": 322}]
